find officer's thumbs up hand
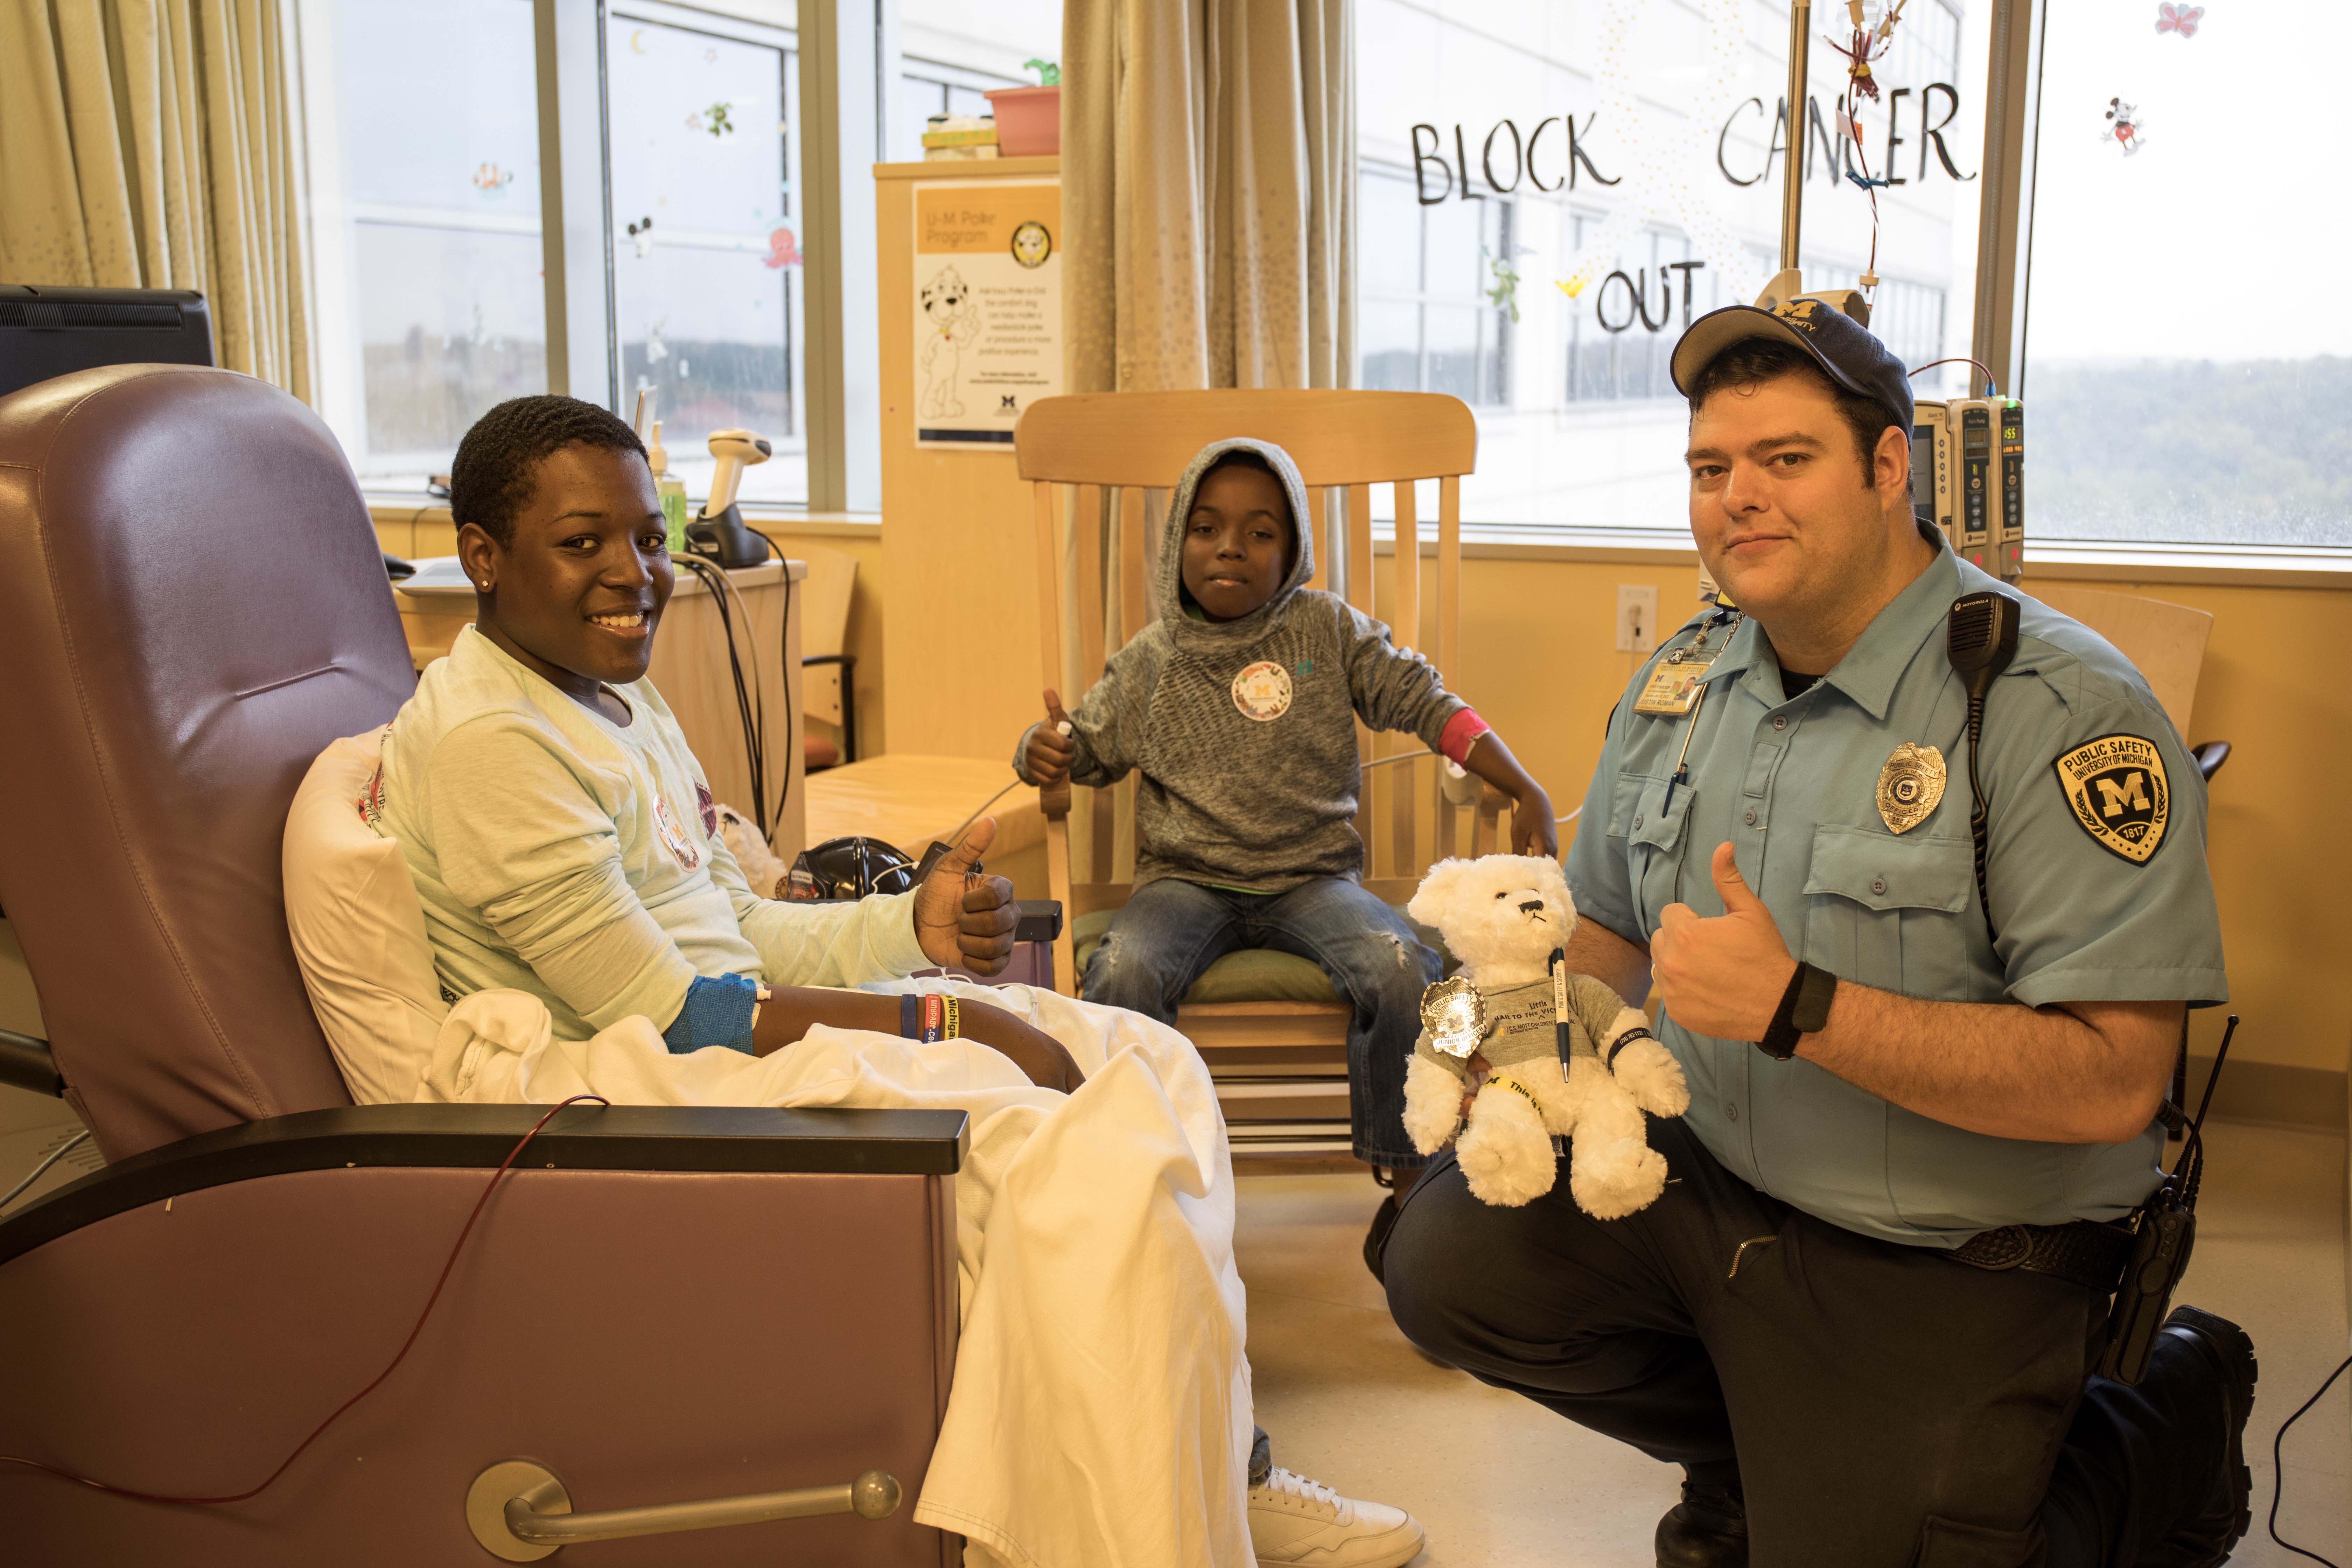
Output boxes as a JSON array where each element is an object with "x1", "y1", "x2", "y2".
[{"x1": 1652, "y1": 841, "x2": 1798, "y2": 1044}]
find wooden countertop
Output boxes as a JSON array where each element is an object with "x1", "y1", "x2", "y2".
[{"x1": 803, "y1": 755, "x2": 1041, "y2": 859}]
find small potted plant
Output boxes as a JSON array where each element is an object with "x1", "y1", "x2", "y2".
[{"x1": 985, "y1": 59, "x2": 1060, "y2": 157}]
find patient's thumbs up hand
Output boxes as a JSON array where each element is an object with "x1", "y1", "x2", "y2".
[
  {"x1": 916, "y1": 817, "x2": 1019, "y2": 973},
  {"x1": 1025, "y1": 689, "x2": 1077, "y2": 783}
]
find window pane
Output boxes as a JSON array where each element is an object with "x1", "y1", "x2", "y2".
[
  {"x1": 2025, "y1": 2, "x2": 2352, "y2": 545},
  {"x1": 307, "y1": 0, "x2": 544, "y2": 488},
  {"x1": 1358, "y1": 0, "x2": 1991, "y2": 527},
  {"x1": 609, "y1": 13, "x2": 806, "y2": 505},
  {"x1": 355, "y1": 227, "x2": 548, "y2": 464},
  {"x1": 1360, "y1": 301, "x2": 1421, "y2": 392},
  {"x1": 1424, "y1": 305, "x2": 1482, "y2": 403},
  {"x1": 1359, "y1": 168, "x2": 1422, "y2": 299}
]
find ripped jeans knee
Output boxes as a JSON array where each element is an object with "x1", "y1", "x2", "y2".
[{"x1": 1078, "y1": 928, "x2": 1185, "y2": 1024}]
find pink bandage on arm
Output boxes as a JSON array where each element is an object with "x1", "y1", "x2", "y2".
[{"x1": 1438, "y1": 708, "x2": 1491, "y2": 766}]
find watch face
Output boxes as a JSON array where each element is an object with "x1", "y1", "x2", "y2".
[{"x1": 1791, "y1": 964, "x2": 1837, "y2": 1035}]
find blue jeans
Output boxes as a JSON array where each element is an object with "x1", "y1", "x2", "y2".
[{"x1": 1081, "y1": 875, "x2": 1441, "y2": 1169}]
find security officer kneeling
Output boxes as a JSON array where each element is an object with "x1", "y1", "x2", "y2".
[{"x1": 1381, "y1": 302, "x2": 2253, "y2": 1567}]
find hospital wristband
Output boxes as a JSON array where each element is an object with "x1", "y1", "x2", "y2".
[
  {"x1": 899, "y1": 993, "x2": 962, "y2": 1043},
  {"x1": 1438, "y1": 708, "x2": 1492, "y2": 766}
]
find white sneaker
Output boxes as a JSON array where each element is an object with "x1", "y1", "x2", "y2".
[{"x1": 1247, "y1": 1466, "x2": 1427, "y2": 1568}]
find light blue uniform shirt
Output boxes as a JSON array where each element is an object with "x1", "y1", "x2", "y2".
[{"x1": 1565, "y1": 545, "x2": 2226, "y2": 1248}]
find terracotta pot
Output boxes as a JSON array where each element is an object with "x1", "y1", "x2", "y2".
[{"x1": 983, "y1": 84, "x2": 1060, "y2": 157}]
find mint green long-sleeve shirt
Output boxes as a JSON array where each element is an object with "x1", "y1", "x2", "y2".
[{"x1": 378, "y1": 625, "x2": 929, "y2": 1040}]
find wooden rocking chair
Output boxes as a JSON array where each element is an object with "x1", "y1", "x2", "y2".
[{"x1": 1014, "y1": 390, "x2": 1516, "y2": 1160}]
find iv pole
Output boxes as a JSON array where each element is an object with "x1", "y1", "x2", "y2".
[{"x1": 1757, "y1": 0, "x2": 1871, "y2": 324}]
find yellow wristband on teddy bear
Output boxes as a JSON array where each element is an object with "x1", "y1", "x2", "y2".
[{"x1": 1485, "y1": 1070, "x2": 1540, "y2": 1109}]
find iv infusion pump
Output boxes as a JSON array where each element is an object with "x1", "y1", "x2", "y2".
[{"x1": 1912, "y1": 397, "x2": 2025, "y2": 582}]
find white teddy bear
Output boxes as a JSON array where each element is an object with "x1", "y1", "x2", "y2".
[{"x1": 1402, "y1": 855, "x2": 1691, "y2": 1217}]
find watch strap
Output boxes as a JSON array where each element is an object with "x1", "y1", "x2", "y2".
[{"x1": 1757, "y1": 962, "x2": 1835, "y2": 1060}]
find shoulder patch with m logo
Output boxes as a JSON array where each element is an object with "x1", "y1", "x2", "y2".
[{"x1": 2052, "y1": 733, "x2": 2170, "y2": 865}]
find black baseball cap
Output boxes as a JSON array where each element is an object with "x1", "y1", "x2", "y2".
[{"x1": 1670, "y1": 299, "x2": 1913, "y2": 431}]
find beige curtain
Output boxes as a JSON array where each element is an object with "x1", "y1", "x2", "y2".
[
  {"x1": 0, "y1": 0, "x2": 311, "y2": 399},
  {"x1": 1064, "y1": 0, "x2": 1354, "y2": 394}
]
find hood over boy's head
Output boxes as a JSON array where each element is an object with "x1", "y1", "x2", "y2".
[{"x1": 1162, "y1": 438, "x2": 1315, "y2": 634}]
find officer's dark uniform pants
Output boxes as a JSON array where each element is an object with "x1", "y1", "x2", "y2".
[{"x1": 1382, "y1": 1117, "x2": 2222, "y2": 1568}]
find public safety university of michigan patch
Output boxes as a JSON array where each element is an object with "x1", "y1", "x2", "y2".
[{"x1": 2052, "y1": 734, "x2": 2170, "y2": 864}]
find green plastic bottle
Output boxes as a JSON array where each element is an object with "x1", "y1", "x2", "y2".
[{"x1": 649, "y1": 420, "x2": 691, "y2": 553}]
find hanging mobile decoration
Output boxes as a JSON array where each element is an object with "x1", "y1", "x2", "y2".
[
  {"x1": 1823, "y1": 0, "x2": 1905, "y2": 100},
  {"x1": 471, "y1": 162, "x2": 514, "y2": 197},
  {"x1": 2154, "y1": 4, "x2": 2203, "y2": 38},
  {"x1": 1484, "y1": 247, "x2": 1524, "y2": 323},
  {"x1": 626, "y1": 217, "x2": 655, "y2": 259},
  {"x1": 1823, "y1": 0, "x2": 1908, "y2": 299},
  {"x1": 762, "y1": 227, "x2": 802, "y2": 270},
  {"x1": 2101, "y1": 98, "x2": 2150, "y2": 155},
  {"x1": 1553, "y1": 0, "x2": 1763, "y2": 307}
]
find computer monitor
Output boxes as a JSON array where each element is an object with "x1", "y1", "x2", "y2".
[{"x1": 0, "y1": 286, "x2": 214, "y2": 400}]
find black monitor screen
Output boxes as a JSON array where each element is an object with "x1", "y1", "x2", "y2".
[{"x1": 0, "y1": 286, "x2": 214, "y2": 402}]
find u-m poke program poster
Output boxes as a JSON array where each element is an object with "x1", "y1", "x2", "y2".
[{"x1": 911, "y1": 182, "x2": 1062, "y2": 448}]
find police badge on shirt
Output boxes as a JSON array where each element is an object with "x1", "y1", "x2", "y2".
[{"x1": 2052, "y1": 733, "x2": 2170, "y2": 864}]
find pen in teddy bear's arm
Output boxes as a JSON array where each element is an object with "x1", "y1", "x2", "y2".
[{"x1": 1566, "y1": 971, "x2": 1691, "y2": 1119}]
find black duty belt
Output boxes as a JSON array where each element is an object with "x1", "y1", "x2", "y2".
[{"x1": 1946, "y1": 1219, "x2": 2137, "y2": 1294}]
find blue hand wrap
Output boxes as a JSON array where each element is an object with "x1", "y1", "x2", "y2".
[{"x1": 662, "y1": 973, "x2": 761, "y2": 1055}]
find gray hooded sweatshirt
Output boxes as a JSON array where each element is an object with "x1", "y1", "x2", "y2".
[{"x1": 1013, "y1": 438, "x2": 1466, "y2": 894}]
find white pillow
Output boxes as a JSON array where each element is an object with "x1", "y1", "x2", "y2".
[{"x1": 282, "y1": 728, "x2": 447, "y2": 1105}]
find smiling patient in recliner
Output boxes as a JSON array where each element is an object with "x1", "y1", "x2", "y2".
[{"x1": 343, "y1": 394, "x2": 1428, "y2": 1568}]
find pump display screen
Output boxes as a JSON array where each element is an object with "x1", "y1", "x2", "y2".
[{"x1": 1911, "y1": 424, "x2": 1935, "y2": 526}]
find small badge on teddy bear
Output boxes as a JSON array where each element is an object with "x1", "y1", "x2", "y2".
[
  {"x1": 1402, "y1": 855, "x2": 1692, "y2": 1217},
  {"x1": 1419, "y1": 977, "x2": 1488, "y2": 1059}
]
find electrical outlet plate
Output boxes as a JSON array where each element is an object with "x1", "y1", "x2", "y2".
[{"x1": 1616, "y1": 585, "x2": 1659, "y2": 653}]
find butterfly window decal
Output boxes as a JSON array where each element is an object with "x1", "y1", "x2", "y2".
[{"x1": 2156, "y1": 3, "x2": 2202, "y2": 38}]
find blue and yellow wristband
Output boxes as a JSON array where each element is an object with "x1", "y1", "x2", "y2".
[{"x1": 898, "y1": 993, "x2": 962, "y2": 1043}]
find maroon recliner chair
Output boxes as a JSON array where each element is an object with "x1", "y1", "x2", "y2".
[{"x1": 0, "y1": 364, "x2": 962, "y2": 1564}]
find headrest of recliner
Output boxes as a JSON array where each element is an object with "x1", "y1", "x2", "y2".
[{"x1": 0, "y1": 364, "x2": 416, "y2": 1159}]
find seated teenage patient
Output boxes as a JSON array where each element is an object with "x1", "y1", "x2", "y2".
[
  {"x1": 1016, "y1": 438, "x2": 1556, "y2": 1265},
  {"x1": 372, "y1": 396, "x2": 1426, "y2": 1568},
  {"x1": 375, "y1": 396, "x2": 1079, "y2": 1085}
]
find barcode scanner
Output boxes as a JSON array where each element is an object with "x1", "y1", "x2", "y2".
[{"x1": 1947, "y1": 591, "x2": 2021, "y2": 939}]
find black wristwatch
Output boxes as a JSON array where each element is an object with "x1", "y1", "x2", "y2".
[{"x1": 1757, "y1": 962, "x2": 1837, "y2": 1060}]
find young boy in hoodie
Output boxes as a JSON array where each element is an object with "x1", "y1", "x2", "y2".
[{"x1": 1015, "y1": 438, "x2": 1557, "y2": 1267}]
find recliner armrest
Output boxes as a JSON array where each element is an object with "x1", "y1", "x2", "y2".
[{"x1": 0, "y1": 1102, "x2": 966, "y2": 1266}]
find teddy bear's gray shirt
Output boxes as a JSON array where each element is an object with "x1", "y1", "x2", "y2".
[
  {"x1": 1415, "y1": 972, "x2": 1638, "y2": 1080},
  {"x1": 1011, "y1": 438, "x2": 1465, "y2": 894}
]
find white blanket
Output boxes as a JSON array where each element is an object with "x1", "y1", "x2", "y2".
[{"x1": 418, "y1": 980, "x2": 1255, "y2": 1568}]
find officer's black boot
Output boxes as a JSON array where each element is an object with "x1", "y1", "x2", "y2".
[
  {"x1": 2146, "y1": 1306, "x2": 2258, "y2": 1568},
  {"x1": 1655, "y1": 1480, "x2": 1747, "y2": 1568}
]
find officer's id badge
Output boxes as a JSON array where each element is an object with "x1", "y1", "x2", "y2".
[
  {"x1": 652, "y1": 792, "x2": 702, "y2": 871},
  {"x1": 2053, "y1": 734, "x2": 2170, "y2": 864},
  {"x1": 1876, "y1": 742, "x2": 1947, "y2": 834},
  {"x1": 1231, "y1": 659, "x2": 1293, "y2": 721},
  {"x1": 1632, "y1": 644, "x2": 1718, "y2": 715}
]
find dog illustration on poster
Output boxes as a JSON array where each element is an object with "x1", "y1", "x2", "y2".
[{"x1": 919, "y1": 265, "x2": 981, "y2": 420}]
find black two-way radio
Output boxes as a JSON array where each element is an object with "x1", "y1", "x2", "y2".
[
  {"x1": 1947, "y1": 591, "x2": 2021, "y2": 939},
  {"x1": 2099, "y1": 1015, "x2": 2238, "y2": 1385}
]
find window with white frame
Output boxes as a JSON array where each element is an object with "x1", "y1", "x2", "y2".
[
  {"x1": 2023, "y1": 1, "x2": 2352, "y2": 546},
  {"x1": 1355, "y1": 0, "x2": 1989, "y2": 532},
  {"x1": 1360, "y1": 165, "x2": 1514, "y2": 408},
  {"x1": 896, "y1": 0, "x2": 1060, "y2": 159},
  {"x1": 301, "y1": 0, "x2": 546, "y2": 491},
  {"x1": 608, "y1": 3, "x2": 806, "y2": 504}
]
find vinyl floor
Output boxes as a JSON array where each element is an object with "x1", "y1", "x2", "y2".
[{"x1": 1235, "y1": 1118, "x2": 2351, "y2": 1567}]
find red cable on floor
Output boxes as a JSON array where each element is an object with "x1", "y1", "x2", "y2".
[{"x1": 0, "y1": 1094, "x2": 610, "y2": 1504}]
